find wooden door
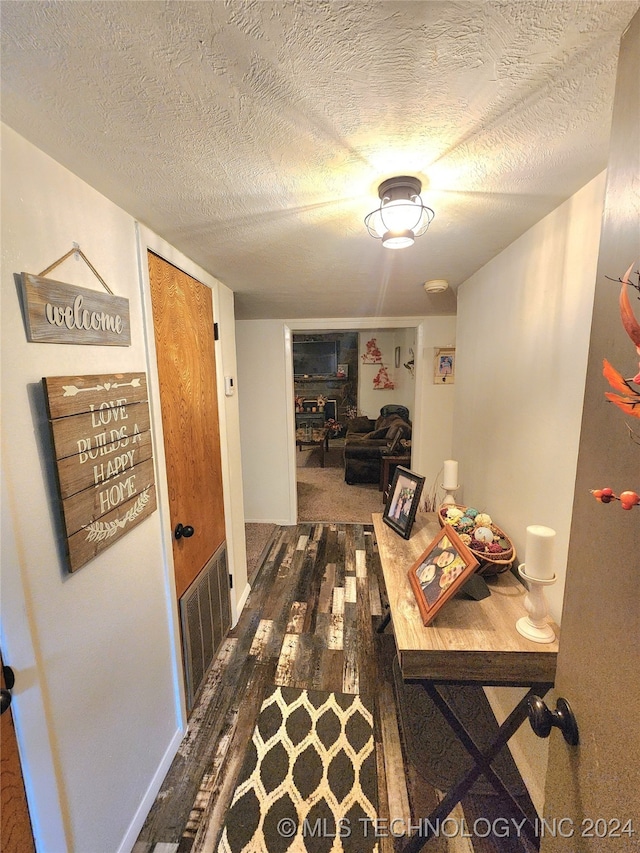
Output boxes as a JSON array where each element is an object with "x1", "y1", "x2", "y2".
[
  {"x1": 541, "y1": 13, "x2": 639, "y2": 849},
  {"x1": 148, "y1": 252, "x2": 225, "y2": 599},
  {"x1": 1, "y1": 654, "x2": 35, "y2": 853}
]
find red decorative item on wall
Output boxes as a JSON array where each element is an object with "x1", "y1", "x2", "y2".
[
  {"x1": 361, "y1": 338, "x2": 383, "y2": 363},
  {"x1": 373, "y1": 365, "x2": 395, "y2": 390}
]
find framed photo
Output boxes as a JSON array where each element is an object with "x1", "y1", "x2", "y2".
[
  {"x1": 407, "y1": 526, "x2": 480, "y2": 625},
  {"x1": 383, "y1": 466, "x2": 425, "y2": 539},
  {"x1": 434, "y1": 347, "x2": 455, "y2": 384}
]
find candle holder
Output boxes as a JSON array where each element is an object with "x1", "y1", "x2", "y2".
[
  {"x1": 516, "y1": 564, "x2": 556, "y2": 644},
  {"x1": 441, "y1": 483, "x2": 459, "y2": 505}
]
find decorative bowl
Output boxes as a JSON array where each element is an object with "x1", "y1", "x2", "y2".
[{"x1": 438, "y1": 504, "x2": 515, "y2": 576}]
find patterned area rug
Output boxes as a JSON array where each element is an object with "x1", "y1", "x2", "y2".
[{"x1": 217, "y1": 685, "x2": 378, "y2": 853}]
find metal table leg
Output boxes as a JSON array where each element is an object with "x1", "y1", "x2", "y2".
[{"x1": 403, "y1": 681, "x2": 553, "y2": 852}]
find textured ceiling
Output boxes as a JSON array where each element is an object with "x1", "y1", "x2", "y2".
[{"x1": 1, "y1": 1, "x2": 638, "y2": 319}]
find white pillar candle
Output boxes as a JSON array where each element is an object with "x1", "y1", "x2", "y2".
[
  {"x1": 443, "y1": 459, "x2": 458, "y2": 490},
  {"x1": 525, "y1": 525, "x2": 556, "y2": 580}
]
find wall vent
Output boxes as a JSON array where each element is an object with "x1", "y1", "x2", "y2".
[{"x1": 179, "y1": 542, "x2": 231, "y2": 711}]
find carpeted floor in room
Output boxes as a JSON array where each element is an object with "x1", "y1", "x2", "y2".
[
  {"x1": 244, "y1": 439, "x2": 380, "y2": 585},
  {"x1": 245, "y1": 523, "x2": 278, "y2": 585},
  {"x1": 296, "y1": 438, "x2": 383, "y2": 523}
]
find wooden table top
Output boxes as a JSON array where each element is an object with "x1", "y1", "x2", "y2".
[
  {"x1": 373, "y1": 512, "x2": 559, "y2": 685},
  {"x1": 296, "y1": 427, "x2": 328, "y2": 444}
]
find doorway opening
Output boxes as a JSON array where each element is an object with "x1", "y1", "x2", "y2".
[{"x1": 292, "y1": 327, "x2": 417, "y2": 523}]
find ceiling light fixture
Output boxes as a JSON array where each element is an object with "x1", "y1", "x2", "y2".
[
  {"x1": 365, "y1": 176, "x2": 434, "y2": 249},
  {"x1": 424, "y1": 279, "x2": 449, "y2": 293}
]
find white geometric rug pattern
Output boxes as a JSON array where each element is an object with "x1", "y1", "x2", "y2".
[{"x1": 217, "y1": 685, "x2": 378, "y2": 853}]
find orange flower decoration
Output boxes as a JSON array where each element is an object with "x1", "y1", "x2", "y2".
[
  {"x1": 603, "y1": 359, "x2": 640, "y2": 418},
  {"x1": 603, "y1": 262, "x2": 640, "y2": 419}
]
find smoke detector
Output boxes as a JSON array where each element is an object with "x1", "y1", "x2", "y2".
[{"x1": 424, "y1": 279, "x2": 449, "y2": 293}]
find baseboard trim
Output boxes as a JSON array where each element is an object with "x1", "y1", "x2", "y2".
[
  {"x1": 232, "y1": 581, "x2": 251, "y2": 627},
  {"x1": 116, "y1": 726, "x2": 184, "y2": 853}
]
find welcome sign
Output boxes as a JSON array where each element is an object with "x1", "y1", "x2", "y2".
[
  {"x1": 21, "y1": 272, "x2": 131, "y2": 346},
  {"x1": 43, "y1": 372, "x2": 156, "y2": 572}
]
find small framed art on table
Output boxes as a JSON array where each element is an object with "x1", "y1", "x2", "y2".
[
  {"x1": 382, "y1": 466, "x2": 425, "y2": 539},
  {"x1": 407, "y1": 525, "x2": 480, "y2": 625}
]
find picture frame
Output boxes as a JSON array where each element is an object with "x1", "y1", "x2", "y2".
[
  {"x1": 434, "y1": 347, "x2": 455, "y2": 384},
  {"x1": 407, "y1": 525, "x2": 480, "y2": 625},
  {"x1": 382, "y1": 466, "x2": 425, "y2": 539},
  {"x1": 394, "y1": 346, "x2": 401, "y2": 368}
]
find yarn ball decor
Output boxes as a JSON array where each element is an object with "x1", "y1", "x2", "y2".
[{"x1": 437, "y1": 504, "x2": 514, "y2": 575}]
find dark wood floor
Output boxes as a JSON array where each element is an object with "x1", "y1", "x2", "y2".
[{"x1": 134, "y1": 523, "x2": 537, "y2": 853}]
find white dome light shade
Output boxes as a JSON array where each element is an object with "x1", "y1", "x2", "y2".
[
  {"x1": 383, "y1": 227, "x2": 415, "y2": 249},
  {"x1": 365, "y1": 176, "x2": 434, "y2": 249}
]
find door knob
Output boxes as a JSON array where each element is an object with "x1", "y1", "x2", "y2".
[
  {"x1": 527, "y1": 695, "x2": 579, "y2": 745},
  {"x1": 174, "y1": 523, "x2": 195, "y2": 540},
  {"x1": 1, "y1": 665, "x2": 15, "y2": 716},
  {"x1": 0, "y1": 689, "x2": 11, "y2": 715}
]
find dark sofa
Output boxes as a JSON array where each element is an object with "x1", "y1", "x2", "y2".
[{"x1": 343, "y1": 405, "x2": 411, "y2": 484}]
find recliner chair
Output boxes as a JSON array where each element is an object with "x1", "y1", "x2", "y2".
[{"x1": 343, "y1": 405, "x2": 411, "y2": 484}]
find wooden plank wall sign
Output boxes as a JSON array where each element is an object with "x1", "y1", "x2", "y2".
[
  {"x1": 20, "y1": 273, "x2": 131, "y2": 346},
  {"x1": 43, "y1": 372, "x2": 156, "y2": 572}
]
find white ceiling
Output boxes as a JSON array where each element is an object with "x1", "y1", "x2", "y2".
[{"x1": 2, "y1": 1, "x2": 638, "y2": 320}]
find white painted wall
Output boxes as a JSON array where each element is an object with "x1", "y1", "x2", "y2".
[
  {"x1": 357, "y1": 328, "x2": 416, "y2": 417},
  {"x1": 415, "y1": 316, "x2": 458, "y2": 503},
  {"x1": 452, "y1": 172, "x2": 606, "y2": 813},
  {"x1": 0, "y1": 125, "x2": 248, "y2": 852},
  {"x1": 394, "y1": 327, "x2": 417, "y2": 411},
  {"x1": 453, "y1": 172, "x2": 605, "y2": 623},
  {"x1": 236, "y1": 320, "x2": 296, "y2": 524},
  {"x1": 214, "y1": 283, "x2": 251, "y2": 619},
  {"x1": 1, "y1": 125, "x2": 177, "y2": 853},
  {"x1": 236, "y1": 317, "x2": 456, "y2": 524}
]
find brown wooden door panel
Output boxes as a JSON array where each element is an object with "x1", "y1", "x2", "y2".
[
  {"x1": 148, "y1": 252, "x2": 225, "y2": 599},
  {"x1": 1, "y1": 655, "x2": 35, "y2": 853}
]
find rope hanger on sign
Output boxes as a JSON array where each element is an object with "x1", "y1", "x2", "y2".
[{"x1": 38, "y1": 243, "x2": 113, "y2": 295}]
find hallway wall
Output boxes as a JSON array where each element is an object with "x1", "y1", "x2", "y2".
[
  {"x1": 452, "y1": 171, "x2": 606, "y2": 813},
  {"x1": 453, "y1": 172, "x2": 606, "y2": 624},
  {"x1": 0, "y1": 125, "x2": 247, "y2": 852}
]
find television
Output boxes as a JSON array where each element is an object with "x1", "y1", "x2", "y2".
[{"x1": 293, "y1": 340, "x2": 338, "y2": 377}]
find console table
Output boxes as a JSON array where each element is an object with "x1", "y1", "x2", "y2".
[{"x1": 373, "y1": 512, "x2": 559, "y2": 851}]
